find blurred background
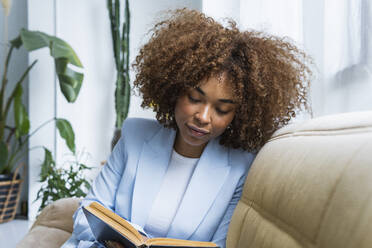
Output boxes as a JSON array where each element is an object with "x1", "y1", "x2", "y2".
[{"x1": 0, "y1": 0, "x2": 371, "y2": 245}]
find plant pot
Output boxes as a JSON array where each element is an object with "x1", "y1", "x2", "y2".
[
  {"x1": 0, "y1": 173, "x2": 22, "y2": 223},
  {"x1": 111, "y1": 128, "x2": 122, "y2": 151}
]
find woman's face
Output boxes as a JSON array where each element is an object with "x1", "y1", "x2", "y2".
[{"x1": 174, "y1": 74, "x2": 237, "y2": 158}]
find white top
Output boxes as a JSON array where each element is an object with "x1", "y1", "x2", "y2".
[{"x1": 144, "y1": 149, "x2": 199, "y2": 237}]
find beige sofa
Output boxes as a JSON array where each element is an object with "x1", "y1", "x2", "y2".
[{"x1": 18, "y1": 111, "x2": 372, "y2": 248}]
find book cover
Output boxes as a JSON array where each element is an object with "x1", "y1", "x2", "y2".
[{"x1": 83, "y1": 202, "x2": 219, "y2": 248}]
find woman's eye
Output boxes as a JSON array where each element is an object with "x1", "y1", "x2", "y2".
[
  {"x1": 216, "y1": 108, "x2": 229, "y2": 115},
  {"x1": 188, "y1": 95, "x2": 200, "y2": 103}
]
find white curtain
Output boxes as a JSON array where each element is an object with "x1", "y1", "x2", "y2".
[
  {"x1": 203, "y1": 0, "x2": 372, "y2": 116},
  {"x1": 324, "y1": 0, "x2": 372, "y2": 114}
]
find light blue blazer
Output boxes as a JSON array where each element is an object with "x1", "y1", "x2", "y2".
[{"x1": 63, "y1": 118, "x2": 255, "y2": 248}]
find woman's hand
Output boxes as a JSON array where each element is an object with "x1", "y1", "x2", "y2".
[{"x1": 104, "y1": 240, "x2": 125, "y2": 248}]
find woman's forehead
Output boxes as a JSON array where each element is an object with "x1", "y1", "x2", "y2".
[{"x1": 194, "y1": 75, "x2": 236, "y2": 101}]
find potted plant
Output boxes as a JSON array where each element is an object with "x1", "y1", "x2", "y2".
[
  {"x1": 0, "y1": 29, "x2": 84, "y2": 223},
  {"x1": 35, "y1": 149, "x2": 92, "y2": 212},
  {"x1": 107, "y1": 0, "x2": 131, "y2": 149}
]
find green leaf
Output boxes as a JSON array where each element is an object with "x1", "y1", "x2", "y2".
[
  {"x1": 56, "y1": 119, "x2": 75, "y2": 153},
  {"x1": 59, "y1": 77, "x2": 77, "y2": 102},
  {"x1": 40, "y1": 148, "x2": 54, "y2": 182},
  {"x1": 40, "y1": 192, "x2": 50, "y2": 211},
  {"x1": 18, "y1": 29, "x2": 84, "y2": 103},
  {"x1": 20, "y1": 29, "x2": 83, "y2": 68},
  {"x1": 14, "y1": 84, "x2": 30, "y2": 138},
  {"x1": 79, "y1": 163, "x2": 91, "y2": 170},
  {"x1": 10, "y1": 36, "x2": 23, "y2": 48},
  {"x1": 19, "y1": 29, "x2": 50, "y2": 51},
  {"x1": 48, "y1": 36, "x2": 83, "y2": 67},
  {"x1": 55, "y1": 58, "x2": 84, "y2": 103},
  {"x1": 0, "y1": 141, "x2": 8, "y2": 173},
  {"x1": 84, "y1": 180, "x2": 91, "y2": 190}
]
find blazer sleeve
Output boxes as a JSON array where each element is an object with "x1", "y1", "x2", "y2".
[
  {"x1": 69, "y1": 123, "x2": 128, "y2": 245},
  {"x1": 211, "y1": 173, "x2": 247, "y2": 248}
]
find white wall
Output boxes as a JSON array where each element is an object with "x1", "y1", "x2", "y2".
[
  {"x1": 27, "y1": 0, "x2": 201, "y2": 220},
  {"x1": 203, "y1": 0, "x2": 240, "y2": 24},
  {"x1": 28, "y1": 0, "x2": 58, "y2": 221}
]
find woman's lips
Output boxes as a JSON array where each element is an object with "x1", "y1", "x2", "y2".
[{"x1": 186, "y1": 124, "x2": 210, "y2": 137}]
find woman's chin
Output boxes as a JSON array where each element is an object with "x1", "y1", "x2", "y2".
[{"x1": 183, "y1": 136, "x2": 209, "y2": 148}]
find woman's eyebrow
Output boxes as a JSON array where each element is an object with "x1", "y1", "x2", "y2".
[
  {"x1": 195, "y1": 87, "x2": 236, "y2": 104},
  {"x1": 195, "y1": 87, "x2": 205, "y2": 96}
]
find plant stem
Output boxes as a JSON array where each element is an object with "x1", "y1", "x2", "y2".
[
  {"x1": 3, "y1": 60, "x2": 37, "y2": 123},
  {"x1": 107, "y1": 0, "x2": 116, "y2": 63},
  {"x1": 0, "y1": 45, "x2": 14, "y2": 140},
  {"x1": 125, "y1": 0, "x2": 130, "y2": 70},
  {"x1": 7, "y1": 118, "x2": 56, "y2": 170},
  {"x1": 114, "y1": 0, "x2": 121, "y2": 68},
  {"x1": 11, "y1": 145, "x2": 44, "y2": 170},
  {"x1": 5, "y1": 125, "x2": 16, "y2": 143},
  {"x1": 3, "y1": 145, "x2": 43, "y2": 174},
  {"x1": 28, "y1": 118, "x2": 56, "y2": 141},
  {"x1": 107, "y1": 0, "x2": 120, "y2": 69},
  {"x1": 0, "y1": 45, "x2": 14, "y2": 115}
]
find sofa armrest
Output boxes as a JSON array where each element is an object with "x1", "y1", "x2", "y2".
[
  {"x1": 31, "y1": 197, "x2": 81, "y2": 233},
  {"x1": 16, "y1": 198, "x2": 81, "y2": 248}
]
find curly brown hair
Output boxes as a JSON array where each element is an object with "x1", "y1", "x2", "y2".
[{"x1": 133, "y1": 8, "x2": 312, "y2": 152}]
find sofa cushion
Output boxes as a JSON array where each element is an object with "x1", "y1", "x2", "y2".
[{"x1": 227, "y1": 111, "x2": 372, "y2": 248}]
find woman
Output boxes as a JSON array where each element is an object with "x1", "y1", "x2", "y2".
[{"x1": 62, "y1": 8, "x2": 311, "y2": 248}]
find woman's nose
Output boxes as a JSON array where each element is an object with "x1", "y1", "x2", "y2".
[{"x1": 195, "y1": 105, "x2": 211, "y2": 124}]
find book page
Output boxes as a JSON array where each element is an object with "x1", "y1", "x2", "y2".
[
  {"x1": 126, "y1": 219, "x2": 151, "y2": 238},
  {"x1": 145, "y1": 237, "x2": 218, "y2": 247}
]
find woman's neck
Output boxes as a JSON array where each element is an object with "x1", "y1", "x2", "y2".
[{"x1": 173, "y1": 133, "x2": 207, "y2": 158}]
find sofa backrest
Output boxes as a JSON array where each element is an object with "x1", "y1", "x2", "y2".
[{"x1": 227, "y1": 111, "x2": 372, "y2": 248}]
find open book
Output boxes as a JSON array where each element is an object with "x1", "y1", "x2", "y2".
[{"x1": 83, "y1": 202, "x2": 219, "y2": 248}]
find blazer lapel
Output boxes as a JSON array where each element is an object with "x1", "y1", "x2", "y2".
[
  {"x1": 131, "y1": 126, "x2": 176, "y2": 227},
  {"x1": 167, "y1": 138, "x2": 231, "y2": 239}
]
